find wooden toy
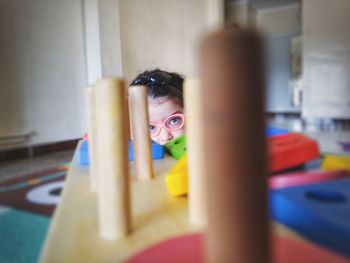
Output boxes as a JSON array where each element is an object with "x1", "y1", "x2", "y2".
[
  {"x1": 270, "y1": 178, "x2": 350, "y2": 257},
  {"x1": 39, "y1": 150, "x2": 184, "y2": 263},
  {"x1": 322, "y1": 155, "x2": 350, "y2": 173},
  {"x1": 200, "y1": 28, "x2": 270, "y2": 262},
  {"x1": 128, "y1": 85, "x2": 154, "y2": 180},
  {"x1": 269, "y1": 169, "x2": 349, "y2": 189},
  {"x1": 164, "y1": 134, "x2": 186, "y2": 159},
  {"x1": 165, "y1": 154, "x2": 188, "y2": 197},
  {"x1": 94, "y1": 78, "x2": 131, "y2": 240},
  {"x1": 184, "y1": 78, "x2": 207, "y2": 226},
  {"x1": 85, "y1": 86, "x2": 98, "y2": 192},
  {"x1": 269, "y1": 132, "x2": 320, "y2": 172}
]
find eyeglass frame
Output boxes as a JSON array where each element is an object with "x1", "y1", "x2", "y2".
[{"x1": 149, "y1": 113, "x2": 185, "y2": 138}]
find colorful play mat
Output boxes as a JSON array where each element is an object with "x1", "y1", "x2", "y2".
[{"x1": 0, "y1": 163, "x2": 68, "y2": 263}]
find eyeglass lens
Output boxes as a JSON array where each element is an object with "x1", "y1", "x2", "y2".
[{"x1": 150, "y1": 114, "x2": 184, "y2": 136}]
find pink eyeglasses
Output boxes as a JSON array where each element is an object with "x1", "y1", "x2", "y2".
[{"x1": 149, "y1": 113, "x2": 185, "y2": 138}]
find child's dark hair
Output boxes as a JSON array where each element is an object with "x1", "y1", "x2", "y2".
[{"x1": 130, "y1": 69, "x2": 184, "y2": 106}]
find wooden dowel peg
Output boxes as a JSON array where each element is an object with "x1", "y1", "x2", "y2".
[
  {"x1": 128, "y1": 85, "x2": 154, "y2": 180},
  {"x1": 184, "y1": 78, "x2": 207, "y2": 226},
  {"x1": 85, "y1": 85, "x2": 98, "y2": 192},
  {"x1": 200, "y1": 28, "x2": 270, "y2": 263},
  {"x1": 95, "y1": 78, "x2": 131, "y2": 240}
]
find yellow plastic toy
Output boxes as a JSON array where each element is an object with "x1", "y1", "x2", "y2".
[
  {"x1": 322, "y1": 155, "x2": 350, "y2": 173},
  {"x1": 165, "y1": 154, "x2": 189, "y2": 197}
]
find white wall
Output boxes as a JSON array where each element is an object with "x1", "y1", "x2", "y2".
[
  {"x1": 226, "y1": 1, "x2": 251, "y2": 27},
  {"x1": 98, "y1": 0, "x2": 123, "y2": 78},
  {"x1": 118, "y1": 0, "x2": 211, "y2": 82},
  {"x1": 0, "y1": 0, "x2": 87, "y2": 146},
  {"x1": 254, "y1": 3, "x2": 300, "y2": 35},
  {"x1": 0, "y1": 0, "x2": 223, "y2": 147},
  {"x1": 0, "y1": 1, "x2": 25, "y2": 137},
  {"x1": 302, "y1": 0, "x2": 350, "y2": 118}
]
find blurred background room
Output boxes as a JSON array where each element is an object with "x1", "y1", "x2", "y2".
[
  {"x1": 1, "y1": 2, "x2": 350, "y2": 263},
  {"x1": 0, "y1": 0, "x2": 349, "y2": 178}
]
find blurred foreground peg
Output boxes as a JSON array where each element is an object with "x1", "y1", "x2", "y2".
[{"x1": 200, "y1": 28, "x2": 270, "y2": 263}]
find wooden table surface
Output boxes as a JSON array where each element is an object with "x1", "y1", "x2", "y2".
[{"x1": 39, "y1": 141, "x2": 325, "y2": 263}]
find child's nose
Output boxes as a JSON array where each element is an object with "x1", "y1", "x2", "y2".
[{"x1": 159, "y1": 129, "x2": 173, "y2": 144}]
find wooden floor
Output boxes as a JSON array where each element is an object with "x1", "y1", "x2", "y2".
[{"x1": 0, "y1": 150, "x2": 73, "y2": 183}]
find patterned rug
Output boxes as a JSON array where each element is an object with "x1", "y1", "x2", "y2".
[{"x1": 0, "y1": 163, "x2": 68, "y2": 263}]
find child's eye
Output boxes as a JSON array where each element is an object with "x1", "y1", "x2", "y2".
[
  {"x1": 149, "y1": 125, "x2": 156, "y2": 131},
  {"x1": 169, "y1": 117, "x2": 180, "y2": 125}
]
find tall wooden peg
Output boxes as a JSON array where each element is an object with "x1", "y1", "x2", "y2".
[
  {"x1": 200, "y1": 29, "x2": 270, "y2": 263},
  {"x1": 85, "y1": 85, "x2": 98, "y2": 192},
  {"x1": 128, "y1": 85, "x2": 154, "y2": 180},
  {"x1": 95, "y1": 78, "x2": 131, "y2": 240},
  {"x1": 184, "y1": 78, "x2": 207, "y2": 226}
]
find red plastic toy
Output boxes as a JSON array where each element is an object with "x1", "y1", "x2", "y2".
[{"x1": 268, "y1": 133, "x2": 320, "y2": 172}]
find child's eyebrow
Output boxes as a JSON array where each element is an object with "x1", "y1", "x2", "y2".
[{"x1": 168, "y1": 110, "x2": 183, "y2": 116}]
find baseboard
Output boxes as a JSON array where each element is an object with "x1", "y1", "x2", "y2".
[{"x1": 0, "y1": 139, "x2": 80, "y2": 163}]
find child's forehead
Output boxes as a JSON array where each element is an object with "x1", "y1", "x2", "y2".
[
  {"x1": 148, "y1": 97, "x2": 183, "y2": 121},
  {"x1": 148, "y1": 96, "x2": 168, "y2": 105},
  {"x1": 148, "y1": 96, "x2": 180, "y2": 107}
]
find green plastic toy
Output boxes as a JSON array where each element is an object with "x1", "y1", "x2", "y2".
[{"x1": 164, "y1": 134, "x2": 186, "y2": 159}]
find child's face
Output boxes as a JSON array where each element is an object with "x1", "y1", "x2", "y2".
[{"x1": 148, "y1": 97, "x2": 185, "y2": 145}]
